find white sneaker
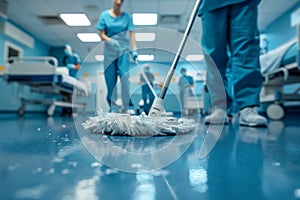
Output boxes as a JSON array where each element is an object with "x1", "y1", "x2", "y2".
[
  {"x1": 239, "y1": 107, "x2": 267, "y2": 127},
  {"x1": 204, "y1": 108, "x2": 228, "y2": 124},
  {"x1": 126, "y1": 109, "x2": 136, "y2": 115}
]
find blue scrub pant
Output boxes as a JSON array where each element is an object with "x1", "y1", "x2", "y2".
[
  {"x1": 104, "y1": 51, "x2": 133, "y2": 111},
  {"x1": 141, "y1": 84, "x2": 155, "y2": 114},
  {"x1": 201, "y1": 0, "x2": 262, "y2": 111}
]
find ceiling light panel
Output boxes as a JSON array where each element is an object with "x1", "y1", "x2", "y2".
[
  {"x1": 135, "y1": 33, "x2": 156, "y2": 41},
  {"x1": 60, "y1": 13, "x2": 91, "y2": 26},
  {"x1": 77, "y1": 33, "x2": 101, "y2": 42},
  {"x1": 95, "y1": 55, "x2": 104, "y2": 61},
  {"x1": 132, "y1": 13, "x2": 158, "y2": 25},
  {"x1": 186, "y1": 54, "x2": 204, "y2": 61},
  {"x1": 137, "y1": 54, "x2": 155, "y2": 61}
]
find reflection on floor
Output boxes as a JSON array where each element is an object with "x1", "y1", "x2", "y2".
[{"x1": 0, "y1": 112, "x2": 300, "y2": 200}]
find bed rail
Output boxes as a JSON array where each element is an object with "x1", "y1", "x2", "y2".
[
  {"x1": 8, "y1": 56, "x2": 58, "y2": 65},
  {"x1": 5, "y1": 56, "x2": 59, "y2": 75}
]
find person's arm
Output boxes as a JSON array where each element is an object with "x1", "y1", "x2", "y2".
[
  {"x1": 66, "y1": 63, "x2": 79, "y2": 70},
  {"x1": 100, "y1": 30, "x2": 110, "y2": 42},
  {"x1": 139, "y1": 74, "x2": 143, "y2": 85},
  {"x1": 100, "y1": 30, "x2": 120, "y2": 48},
  {"x1": 97, "y1": 12, "x2": 112, "y2": 43},
  {"x1": 189, "y1": 76, "x2": 194, "y2": 87},
  {"x1": 129, "y1": 30, "x2": 137, "y2": 51},
  {"x1": 178, "y1": 77, "x2": 183, "y2": 87},
  {"x1": 129, "y1": 30, "x2": 138, "y2": 61},
  {"x1": 73, "y1": 54, "x2": 81, "y2": 70},
  {"x1": 74, "y1": 63, "x2": 80, "y2": 70}
]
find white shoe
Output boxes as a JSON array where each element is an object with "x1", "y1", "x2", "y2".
[
  {"x1": 126, "y1": 109, "x2": 136, "y2": 115},
  {"x1": 204, "y1": 108, "x2": 228, "y2": 125},
  {"x1": 239, "y1": 107, "x2": 267, "y2": 127}
]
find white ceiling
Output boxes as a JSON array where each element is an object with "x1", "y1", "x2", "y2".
[{"x1": 4, "y1": 0, "x2": 300, "y2": 61}]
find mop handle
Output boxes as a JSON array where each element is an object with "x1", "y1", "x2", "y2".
[{"x1": 159, "y1": 0, "x2": 202, "y2": 99}]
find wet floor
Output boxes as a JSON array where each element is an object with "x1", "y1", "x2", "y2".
[{"x1": 0, "y1": 111, "x2": 300, "y2": 200}]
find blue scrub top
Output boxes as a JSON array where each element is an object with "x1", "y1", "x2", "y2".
[
  {"x1": 198, "y1": 0, "x2": 259, "y2": 15},
  {"x1": 96, "y1": 10, "x2": 135, "y2": 52},
  {"x1": 178, "y1": 75, "x2": 194, "y2": 89},
  {"x1": 63, "y1": 53, "x2": 81, "y2": 78},
  {"x1": 140, "y1": 72, "x2": 154, "y2": 84}
]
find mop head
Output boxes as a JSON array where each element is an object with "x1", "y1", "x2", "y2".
[{"x1": 82, "y1": 109, "x2": 197, "y2": 136}]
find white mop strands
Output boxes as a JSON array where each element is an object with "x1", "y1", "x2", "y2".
[{"x1": 82, "y1": 109, "x2": 197, "y2": 136}]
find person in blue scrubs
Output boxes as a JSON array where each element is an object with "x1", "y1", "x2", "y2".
[
  {"x1": 62, "y1": 44, "x2": 81, "y2": 78},
  {"x1": 178, "y1": 68, "x2": 194, "y2": 111},
  {"x1": 199, "y1": 0, "x2": 267, "y2": 126},
  {"x1": 96, "y1": 0, "x2": 138, "y2": 114},
  {"x1": 61, "y1": 44, "x2": 81, "y2": 116},
  {"x1": 139, "y1": 64, "x2": 155, "y2": 114}
]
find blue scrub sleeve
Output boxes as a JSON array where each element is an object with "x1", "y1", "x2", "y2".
[
  {"x1": 127, "y1": 13, "x2": 135, "y2": 31},
  {"x1": 96, "y1": 12, "x2": 106, "y2": 30},
  {"x1": 74, "y1": 53, "x2": 81, "y2": 64}
]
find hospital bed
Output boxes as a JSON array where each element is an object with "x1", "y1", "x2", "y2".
[
  {"x1": 259, "y1": 38, "x2": 300, "y2": 120},
  {"x1": 4, "y1": 56, "x2": 90, "y2": 116}
]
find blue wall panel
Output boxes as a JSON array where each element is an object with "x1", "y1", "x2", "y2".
[
  {"x1": 262, "y1": 2, "x2": 300, "y2": 50},
  {"x1": 0, "y1": 18, "x2": 50, "y2": 112}
]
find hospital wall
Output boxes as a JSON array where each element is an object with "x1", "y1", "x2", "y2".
[
  {"x1": 262, "y1": 1, "x2": 300, "y2": 50},
  {"x1": 0, "y1": 18, "x2": 50, "y2": 112}
]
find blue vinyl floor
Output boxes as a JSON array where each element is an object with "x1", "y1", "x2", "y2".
[{"x1": 0, "y1": 111, "x2": 300, "y2": 200}]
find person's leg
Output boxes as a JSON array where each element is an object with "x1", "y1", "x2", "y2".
[
  {"x1": 141, "y1": 84, "x2": 148, "y2": 111},
  {"x1": 144, "y1": 85, "x2": 154, "y2": 114},
  {"x1": 118, "y1": 52, "x2": 134, "y2": 112},
  {"x1": 66, "y1": 94, "x2": 73, "y2": 116},
  {"x1": 201, "y1": 7, "x2": 230, "y2": 110},
  {"x1": 149, "y1": 84, "x2": 155, "y2": 106},
  {"x1": 229, "y1": 0, "x2": 267, "y2": 126},
  {"x1": 229, "y1": 0, "x2": 262, "y2": 110},
  {"x1": 225, "y1": 60, "x2": 235, "y2": 120},
  {"x1": 201, "y1": 7, "x2": 230, "y2": 124},
  {"x1": 179, "y1": 88, "x2": 185, "y2": 111},
  {"x1": 141, "y1": 85, "x2": 147, "y2": 103},
  {"x1": 60, "y1": 92, "x2": 72, "y2": 116},
  {"x1": 104, "y1": 59, "x2": 118, "y2": 110}
]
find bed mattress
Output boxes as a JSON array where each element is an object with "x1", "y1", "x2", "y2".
[
  {"x1": 260, "y1": 39, "x2": 298, "y2": 74},
  {"x1": 6, "y1": 74, "x2": 89, "y2": 96}
]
